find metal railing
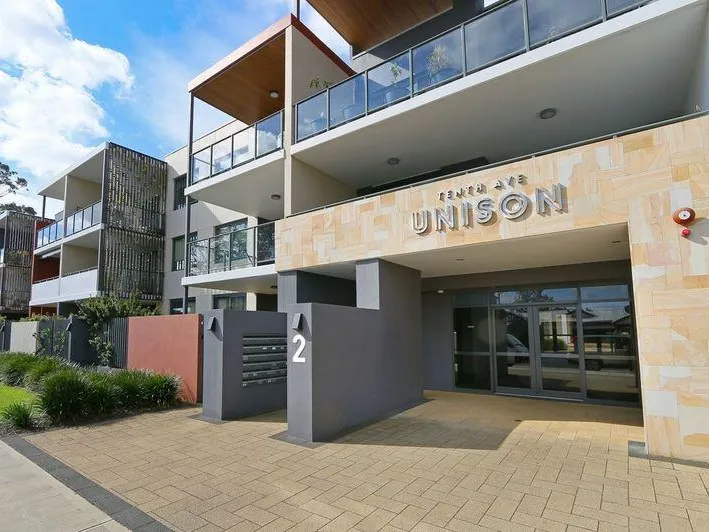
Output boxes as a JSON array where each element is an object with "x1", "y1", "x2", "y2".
[
  {"x1": 187, "y1": 222, "x2": 276, "y2": 276},
  {"x1": 294, "y1": 0, "x2": 651, "y2": 142},
  {"x1": 191, "y1": 110, "x2": 284, "y2": 184},
  {"x1": 36, "y1": 200, "x2": 102, "y2": 248}
]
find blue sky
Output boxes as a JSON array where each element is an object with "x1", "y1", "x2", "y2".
[{"x1": 0, "y1": 0, "x2": 348, "y2": 213}]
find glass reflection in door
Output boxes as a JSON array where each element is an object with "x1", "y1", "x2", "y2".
[
  {"x1": 537, "y1": 306, "x2": 581, "y2": 394},
  {"x1": 493, "y1": 308, "x2": 532, "y2": 390},
  {"x1": 453, "y1": 307, "x2": 491, "y2": 390}
]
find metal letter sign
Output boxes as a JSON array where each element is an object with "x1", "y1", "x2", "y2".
[{"x1": 292, "y1": 334, "x2": 306, "y2": 363}]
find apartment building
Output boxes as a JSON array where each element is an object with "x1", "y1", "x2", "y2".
[
  {"x1": 0, "y1": 211, "x2": 43, "y2": 318},
  {"x1": 180, "y1": 0, "x2": 709, "y2": 459},
  {"x1": 30, "y1": 142, "x2": 167, "y2": 315}
]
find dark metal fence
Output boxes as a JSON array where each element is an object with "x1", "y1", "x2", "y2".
[{"x1": 103, "y1": 317, "x2": 128, "y2": 368}]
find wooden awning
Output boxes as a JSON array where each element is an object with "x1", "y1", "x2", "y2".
[
  {"x1": 188, "y1": 15, "x2": 353, "y2": 125},
  {"x1": 307, "y1": 0, "x2": 453, "y2": 51}
]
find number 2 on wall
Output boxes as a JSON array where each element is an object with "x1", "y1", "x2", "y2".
[{"x1": 292, "y1": 334, "x2": 306, "y2": 363}]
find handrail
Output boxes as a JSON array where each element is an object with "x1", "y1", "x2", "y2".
[
  {"x1": 293, "y1": 0, "x2": 651, "y2": 142},
  {"x1": 187, "y1": 221, "x2": 276, "y2": 276},
  {"x1": 36, "y1": 200, "x2": 102, "y2": 248},
  {"x1": 190, "y1": 109, "x2": 284, "y2": 184},
  {"x1": 62, "y1": 267, "x2": 98, "y2": 277},
  {"x1": 34, "y1": 276, "x2": 59, "y2": 284},
  {"x1": 291, "y1": 110, "x2": 709, "y2": 217}
]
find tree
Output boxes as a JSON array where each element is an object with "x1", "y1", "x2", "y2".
[
  {"x1": 0, "y1": 202, "x2": 36, "y2": 216},
  {"x1": 0, "y1": 161, "x2": 28, "y2": 199}
]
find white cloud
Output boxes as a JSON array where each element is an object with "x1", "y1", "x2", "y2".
[{"x1": 0, "y1": 0, "x2": 132, "y2": 209}]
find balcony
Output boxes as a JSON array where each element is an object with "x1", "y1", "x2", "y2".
[
  {"x1": 36, "y1": 201, "x2": 102, "y2": 250},
  {"x1": 295, "y1": 0, "x2": 651, "y2": 142},
  {"x1": 30, "y1": 268, "x2": 99, "y2": 305},
  {"x1": 182, "y1": 223, "x2": 277, "y2": 293},
  {"x1": 191, "y1": 111, "x2": 284, "y2": 184}
]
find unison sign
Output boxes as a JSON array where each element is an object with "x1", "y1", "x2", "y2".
[{"x1": 411, "y1": 175, "x2": 566, "y2": 235}]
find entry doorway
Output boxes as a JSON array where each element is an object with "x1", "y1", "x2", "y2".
[{"x1": 453, "y1": 284, "x2": 639, "y2": 404}]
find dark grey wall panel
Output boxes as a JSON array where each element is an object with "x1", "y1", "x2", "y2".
[
  {"x1": 277, "y1": 270, "x2": 355, "y2": 312},
  {"x1": 422, "y1": 291, "x2": 455, "y2": 390},
  {"x1": 287, "y1": 259, "x2": 423, "y2": 442},
  {"x1": 202, "y1": 309, "x2": 287, "y2": 421}
]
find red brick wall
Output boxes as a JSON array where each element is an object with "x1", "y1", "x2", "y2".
[{"x1": 127, "y1": 314, "x2": 201, "y2": 403}]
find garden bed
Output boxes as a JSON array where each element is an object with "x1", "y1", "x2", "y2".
[{"x1": 0, "y1": 352, "x2": 181, "y2": 431}]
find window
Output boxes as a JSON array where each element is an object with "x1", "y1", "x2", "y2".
[
  {"x1": 213, "y1": 293, "x2": 246, "y2": 311},
  {"x1": 172, "y1": 232, "x2": 197, "y2": 271},
  {"x1": 214, "y1": 219, "x2": 248, "y2": 267},
  {"x1": 173, "y1": 175, "x2": 196, "y2": 210},
  {"x1": 169, "y1": 297, "x2": 195, "y2": 315}
]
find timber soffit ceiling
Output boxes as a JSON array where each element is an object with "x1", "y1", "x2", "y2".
[
  {"x1": 188, "y1": 15, "x2": 353, "y2": 125},
  {"x1": 307, "y1": 0, "x2": 453, "y2": 50}
]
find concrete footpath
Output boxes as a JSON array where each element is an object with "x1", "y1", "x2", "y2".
[{"x1": 0, "y1": 439, "x2": 127, "y2": 532}]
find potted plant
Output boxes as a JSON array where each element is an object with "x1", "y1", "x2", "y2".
[
  {"x1": 427, "y1": 43, "x2": 452, "y2": 86},
  {"x1": 385, "y1": 62, "x2": 409, "y2": 104}
]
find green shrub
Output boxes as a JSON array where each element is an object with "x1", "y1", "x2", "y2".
[
  {"x1": 85, "y1": 373, "x2": 119, "y2": 416},
  {"x1": 139, "y1": 373, "x2": 181, "y2": 408},
  {"x1": 40, "y1": 370, "x2": 90, "y2": 424},
  {"x1": 0, "y1": 354, "x2": 39, "y2": 386},
  {"x1": 1, "y1": 401, "x2": 35, "y2": 430},
  {"x1": 23, "y1": 357, "x2": 66, "y2": 391},
  {"x1": 109, "y1": 370, "x2": 148, "y2": 410}
]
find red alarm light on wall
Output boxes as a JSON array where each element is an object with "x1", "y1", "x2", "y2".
[{"x1": 672, "y1": 207, "x2": 696, "y2": 238}]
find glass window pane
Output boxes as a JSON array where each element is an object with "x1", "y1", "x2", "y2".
[
  {"x1": 538, "y1": 306, "x2": 577, "y2": 353},
  {"x1": 367, "y1": 53, "x2": 411, "y2": 112},
  {"x1": 412, "y1": 29, "x2": 463, "y2": 94},
  {"x1": 606, "y1": 0, "x2": 645, "y2": 16},
  {"x1": 493, "y1": 308, "x2": 530, "y2": 355},
  {"x1": 192, "y1": 148, "x2": 211, "y2": 182},
  {"x1": 256, "y1": 113, "x2": 282, "y2": 157},
  {"x1": 541, "y1": 356, "x2": 581, "y2": 393},
  {"x1": 454, "y1": 307, "x2": 490, "y2": 353},
  {"x1": 454, "y1": 291, "x2": 487, "y2": 307},
  {"x1": 496, "y1": 355, "x2": 532, "y2": 389},
  {"x1": 296, "y1": 92, "x2": 328, "y2": 140},
  {"x1": 174, "y1": 175, "x2": 186, "y2": 210},
  {"x1": 189, "y1": 239, "x2": 208, "y2": 275},
  {"x1": 455, "y1": 355, "x2": 491, "y2": 390},
  {"x1": 212, "y1": 137, "x2": 232, "y2": 174},
  {"x1": 527, "y1": 0, "x2": 603, "y2": 47},
  {"x1": 465, "y1": 0, "x2": 525, "y2": 72},
  {"x1": 232, "y1": 128, "x2": 255, "y2": 166},
  {"x1": 329, "y1": 73, "x2": 365, "y2": 127},
  {"x1": 256, "y1": 223, "x2": 275, "y2": 264},
  {"x1": 581, "y1": 285, "x2": 629, "y2": 300},
  {"x1": 581, "y1": 300, "x2": 639, "y2": 402},
  {"x1": 493, "y1": 287, "x2": 577, "y2": 304}
]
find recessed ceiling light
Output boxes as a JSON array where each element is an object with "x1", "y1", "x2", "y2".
[
  {"x1": 269, "y1": 90, "x2": 280, "y2": 99},
  {"x1": 455, "y1": 258, "x2": 465, "y2": 262},
  {"x1": 612, "y1": 240, "x2": 622, "y2": 244},
  {"x1": 270, "y1": 285, "x2": 277, "y2": 289},
  {"x1": 270, "y1": 193, "x2": 281, "y2": 200},
  {"x1": 539, "y1": 108, "x2": 557, "y2": 120},
  {"x1": 387, "y1": 157, "x2": 400, "y2": 165},
  {"x1": 437, "y1": 289, "x2": 445, "y2": 294}
]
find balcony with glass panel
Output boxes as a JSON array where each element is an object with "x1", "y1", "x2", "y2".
[
  {"x1": 290, "y1": 0, "x2": 705, "y2": 204},
  {"x1": 295, "y1": 0, "x2": 653, "y2": 143},
  {"x1": 182, "y1": 222, "x2": 277, "y2": 294},
  {"x1": 35, "y1": 201, "x2": 102, "y2": 252}
]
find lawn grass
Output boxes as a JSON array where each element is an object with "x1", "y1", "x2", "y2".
[{"x1": 0, "y1": 384, "x2": 37, "y2": 411}]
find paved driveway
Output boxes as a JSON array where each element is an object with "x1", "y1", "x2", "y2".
[{"x1": 25, "y1": 391, "x2": 709, "y2": 532}]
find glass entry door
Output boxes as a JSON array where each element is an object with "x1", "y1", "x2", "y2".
[{"x1": 492, "y1": 306, "x2": 582, "y2": 399}]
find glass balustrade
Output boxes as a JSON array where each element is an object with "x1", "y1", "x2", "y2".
[
  {"x1": 188, "y1": 222, "x2": 276, "y2": 276},
  {"x1": 190, "y1": 110, "x2": 283, "y2": 184},
  {"x1": 36, "y1": 201, "x2": 102, "y2": 248},
  {"x1": 294, "y1": 0, "x2": 649, "y2": 142}
]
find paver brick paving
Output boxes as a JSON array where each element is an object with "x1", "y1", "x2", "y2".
[{"x1": 24, "y1": 391, "x2": 709, "y2": 531}]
